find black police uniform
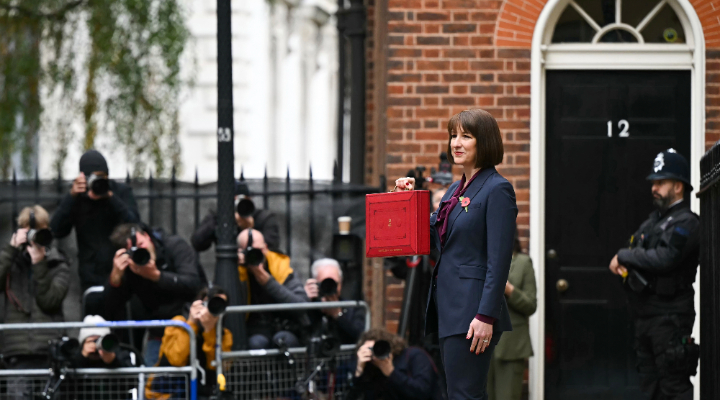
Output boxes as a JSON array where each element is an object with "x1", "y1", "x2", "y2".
[{"x1": 616, "y1": 149, "x2": 700, "y2": 400}]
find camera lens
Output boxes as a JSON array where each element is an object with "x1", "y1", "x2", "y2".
[
  {"x1": 236, "y1": 197, "x2": 255, "y2": 218},
  {"x1": 28, "y1": 228, "x2": 53, "y2": 247},
  {"x1": 130, "y1": 248, "x2": 151, "y2": 266},
  {"x1": 96, "y1": 333, "x2": 120, "y2": 353},
  {"x1": 372, "y1": 340, "x2": 391, "y2": 360},
  {"x1": 89, "y1": 176, "x2": 110, "y2": 196},
  {"x1": 318, "y1": 278, "x2": 338, "y2": 297},
  {"x1": 206, "y1": 296, "x2": 228, "y2": 316},
  {"x1": 59, "y1": 337, "x2": 80, "y2": 357},
  {"x1": 244, "y1": 248, "x2": 264, "y2": 266}
]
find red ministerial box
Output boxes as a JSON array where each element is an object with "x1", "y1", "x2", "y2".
[{"x1": 366, "y1": 190, "x2": 430, "y2": 258}]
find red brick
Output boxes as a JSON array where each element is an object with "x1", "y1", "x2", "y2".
[
  {"x1": 417, "y1": 108, "x2": 451, "y2": 117},
  {"x1": 443, "y1": 96, "x2": 476, "y2": 105},
  {"x1": 453, "y1": 36, "x2": 470, "y2": 46},
  {"x1": 443, "y1": 23, "x2": 477, "y2": 33},
  {"x1": 454, "y1": 12, "x2": 469, "y2": 21},
  {"x1": 425, "y1": 97, "x2": 440, "y2": 105},
  {"x1": 416, "y1": 131, "x2": 447, "y2": 141},
  {"x1": 497, "y1": 48, "x2": 531, "y2": 58},
  {"x1": 453, "y1": 85, "x2": 469, "y2": 94},
  {"x1": 389, "y1": 23, "x2": 422, "y2": 33},
  {"x1": 498, "y1": 96, "x2": 530, "y2": 106},
  {"x1": 498, "y1": 73, "x2": 530, "y2": 82},
  {"x1": 470, "y1": 11, "x2": 499, "y2": 21},
  {"x1": 452, "y1": 60, "x2": 469, "y2": 70},
  {"x1": 470, "y1": 84, "x2": 504, "y2": 94},
  {"x1": 388, "y1": 96, "x2": 422, "y2": 106},
  {"x1": 442, "y1": 49, "x2": 477, "y2": 58},
  {"x1": 417, "y1": 12, "x2": 450, "y2": 21},
  {"x1": 417, "y1": 36, "x2": 451, "y2": 45},
  {"x1": 388, "y1": 73, "x2": 422, "y2": 82},
  {"x1": 470, "y1": 60, "x2": 504, "y2": 70},
  {"x1": 442, "y1": 0, "x2": 480, "y2": 9},
  {"x1": 443, "y1": 73, "x2": 477, "y2": 82},
  {"x1": 388, "y1": 48, "x2": 422, "y2": 57},
  {"x1": 416, "y1": 85, "x2": 450, "y2": 94}
]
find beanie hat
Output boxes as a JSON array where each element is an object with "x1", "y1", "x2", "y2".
[
  {"x1": 79, "y1": 150, "x2": 109, "y2": 177},
  {"x1": 78, "y1": 315, "x2": 111, "y2": 345}
]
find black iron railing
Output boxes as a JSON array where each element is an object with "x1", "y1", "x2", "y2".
[
  {"x1": 698, "y1": 141, "x2": 720, "y2": 400},
  {"x1": 0, "y1": 166, "x2": 384, "y2": 277}
]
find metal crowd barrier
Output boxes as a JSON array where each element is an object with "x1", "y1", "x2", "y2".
[
  {"x1": 216, "y1": 301, "x2": 370, "y2": 399},
  {"x1": 0, "y1": 320, "x2": 198, "y2": 400}
]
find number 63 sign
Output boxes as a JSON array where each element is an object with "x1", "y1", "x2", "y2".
[{"x1": 607, "y1": 120, "x2": 630, "y2": 138}]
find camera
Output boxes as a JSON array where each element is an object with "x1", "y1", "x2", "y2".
[
  {"x1": 125, "y1": 227, "x2": 151, "y2": 266},
  {"x1": 87, "y1": 173, "x2": 110, "y2": 196},
  {"x1": 370, "y1": 340, "x2": 391, "y2": 360},
  {"x1": 48, "y1": 337, "x2": 80, "y2": 366},
  {"x1": 95, "y1": 333, "x2": 120, "y2": 353},
  {"x1": 308, "y1": 334, "x2": 340, "y2": 359},
  {"x1": 318, "y1": 278, "x2": 338, "y2": 298},
  {"x1": 428, "y1": 152, "x2": 454, "y2": 186},
  {"x1": 27, "y1": 210, "x2": 53, "y2": 247},
  {"x1": 204, "y1": 295, "x2": 228, "y2": 316},
  {"x1": 241, "y1": 229, "x2": 265, "y2": 266},
  {"x1": 235, "y1": 196, "x2": 255, "y2": 218}
]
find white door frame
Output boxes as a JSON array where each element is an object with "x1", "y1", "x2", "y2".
[{"x1": 528, "y1": 1, "x2": 705, "y2": 399}]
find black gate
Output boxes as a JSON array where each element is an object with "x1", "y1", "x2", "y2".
[
  {"x1": 0, "y1": 167, "x2": 383, "y2": 288},
  {"x1": 699, "y1": 140, "x2": 720, "y2": 400}
]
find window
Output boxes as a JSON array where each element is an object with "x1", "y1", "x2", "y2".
[{"x1": 551, "y1": 0, "x2": 686, "y2": 44}]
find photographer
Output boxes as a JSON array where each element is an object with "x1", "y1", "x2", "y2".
[
  {"x1": 0, "y1": 206, "x2": 70, "y2": 399},
  {"x1": 50, "y1": 150, "x2": 138, "y2": 316},
  {"x1": 191, "y1": 181, "x2": 281, "y2": 252},
  {"x1": 350, "y1": 329, "x2": 440, "y2": 400},
  {"x1": 148, "y1": 286, "x2": 232, "y2": 398},
  {"x1": 304, "y1": 258, "x2": 365, "y2": 344},
  {"x1": 72, "y1": 315, "x2": 133, "y2": 368},
  {"x1": 105, "y1": 223, "x2": 202, "y2": 365},
  {"x1": 237, "y1": 228, "x2": 309, "y2": 349}
]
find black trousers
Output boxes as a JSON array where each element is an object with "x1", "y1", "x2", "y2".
[
  {"x1": 439, "y1": 333, "x2": 502, "y2": 400},
  {"x1": 634, "y1": 313, "x2": 695, "y2": 400}
]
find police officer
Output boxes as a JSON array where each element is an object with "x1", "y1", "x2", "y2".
[{"x1": 608, "y1": 149, "x2": 700, "y2": 400}]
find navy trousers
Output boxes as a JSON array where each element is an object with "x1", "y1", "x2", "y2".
[{"x1": 440, "y1": 333, "x2": 502, "y2": 400}]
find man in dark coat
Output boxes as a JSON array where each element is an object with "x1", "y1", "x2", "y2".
[
  {"x1": 105, "y1": 223, "x2": 202, "y2": 366},
  {"x1": 609, "y1": 149, "x2": 700, "y2": 400},
  {"x1": 191, "y1": 181, "x2": 281, "y2": 252},
  {"x1": 50, "y1": 150, "x2": 139, "y2": 315},
  {"x1": 0, "y1": 206, "x2": 70, "y2": 400}
]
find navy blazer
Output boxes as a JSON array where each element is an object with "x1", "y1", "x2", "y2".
[{"x1": 425, "y1": 167, "x2": 518, "y2": 339}]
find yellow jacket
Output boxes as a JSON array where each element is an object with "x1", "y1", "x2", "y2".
[{"x1": 157, "y1": 315, "x2": 232, "y2": 370}]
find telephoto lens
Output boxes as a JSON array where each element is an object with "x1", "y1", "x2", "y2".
[
  {"x1": 205, "y1": 296, "x2": 228, "y2": 316},
  {"x1": 87, "y1": 174, "x2": 110, "y2": 196},
  {"x1": 27, "y1": 228, "x2": 53, "y2": 247},
  {"x1": 95, "y1": 333, "x2": 120, "y2": 353},
  {"x1": 243, "y1": 248, "x2": 264, "y2": 266},
  {"x1": 318, "y1": 278, "x2": 338, "y2": 297},
  {"x1": 127, "y1": 247, "x2": 151, "y2": 266},
  {"x1": 236, "y1": 197, "x2": 255, "y2": 218},
  {"x1": 371, "y1": 340, "x2": 391, "y2": 360}
]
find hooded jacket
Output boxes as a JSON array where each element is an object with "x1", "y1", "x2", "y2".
[
  {"x1": 0, "y1": 244, "x2": 70, "y2": 357},
  {"x1": 50, "y1": 180, "x2": 139, "y2": 289}
]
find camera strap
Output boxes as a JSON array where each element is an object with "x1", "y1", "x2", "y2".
[
  {"x1": 6, "y1": 273, "x2": 30, "y2": 315},
  {"x1": 29, "y1": 210, "x2": 36, "y2": 230}
]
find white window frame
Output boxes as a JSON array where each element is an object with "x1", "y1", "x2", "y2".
[{"x1": 528, "y1": 1, "x2": 705, "y2": 400}]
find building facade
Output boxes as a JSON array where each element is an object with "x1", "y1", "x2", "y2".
[{"x1": 365, "y1": 0, "x2": 718, "y2": 398}]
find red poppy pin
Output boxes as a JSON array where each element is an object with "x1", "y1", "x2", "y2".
[{"x1": 459, "y1": 196, "x2": 470, "y2": 212}]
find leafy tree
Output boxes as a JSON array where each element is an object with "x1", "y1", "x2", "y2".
[{"x1": 0, "y1": 0, "x2": 190, "y2": 178}]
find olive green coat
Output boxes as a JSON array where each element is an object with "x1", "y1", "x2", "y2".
[{"x1": 493, "y1": 253, "x2": 537, "y2": 360}]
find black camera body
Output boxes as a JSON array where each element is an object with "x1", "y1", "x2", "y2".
[
  {"x1": 235, "y1": 196, "x2": 255, "y2": 218},
  {"x1": 204, "y1": 295, "x2": 228, "y2": 316},
  {"x1": 308, "y1": 334, "x2": 340, "y2": 359},
  {"x1": 428, "y1": 152, "x2": 454, "y2": 186},
  {"x1": 27, "y1": 209, "x2": 53, "y2": 247},
  {"x1": 370, "y1": 339, "x2": 391, "y2": 360},
  {"x1": 87, "y1": 174, "x2": 110, "y2": 197},
  {"x1": 95, "y1": 333, "x2": 120, "y2": 353},
  {"x1": 48, "y1": 337, "x2": 79, "y2": 366},
  {"x1": 318, "y1": 278, "x2": 338, "y2": 298},
  {"x1": 242, "y1": 229, "x2": 265, "y2": 266},
  {"x1": 125, "y1": 227, "x2": 151, "y2": 266}
]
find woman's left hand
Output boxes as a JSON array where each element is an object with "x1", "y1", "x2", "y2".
[
  {"x1": 372, "y1": 354, "x2": 395, "y2": 376},
  {"x1": 467, "y1": 318, "x2": 493, "y2": 355}
]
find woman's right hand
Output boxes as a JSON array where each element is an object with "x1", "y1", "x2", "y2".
[
  {"x1": 355, "y1": 340, "x2": 375, "y2": 377},
  {"x1": 394, "y1": 177, "x2": 416, "y2": 192}
]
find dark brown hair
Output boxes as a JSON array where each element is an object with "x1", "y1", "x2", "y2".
[
  {"x1": 447, "y1": 109, "x2": 504, "y2": 168},
  {"x1": 355, "y1": 328, "x2": 407, "y2": 357},
  {"x1": 110, "y1": 223, "x2": 144, "y2": 249}
]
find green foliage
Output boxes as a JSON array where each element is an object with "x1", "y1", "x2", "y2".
[{"x1": 0, "y1": 0, "x2": 190, "y2": 178}]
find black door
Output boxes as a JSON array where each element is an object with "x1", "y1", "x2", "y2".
[{"x1": 544, "y1": 70, "x2": 691, "y2": 399}]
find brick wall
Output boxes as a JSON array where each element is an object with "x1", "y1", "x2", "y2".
[{"x1": 365, "y1": 0, "x2": 720, "y2": 331}]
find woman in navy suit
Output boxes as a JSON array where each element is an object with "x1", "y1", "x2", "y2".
[{"x1": 395, "y1": 109, "x2": 517, "y2": 399}]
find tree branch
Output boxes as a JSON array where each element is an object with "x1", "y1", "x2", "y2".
[{"x1": 0, "y1": 0, "x2": 85, "y2": 20}]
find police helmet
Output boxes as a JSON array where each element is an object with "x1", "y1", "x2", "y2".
[{"x1": 646, "y1": 148, "x2": 693, "y2": 191}]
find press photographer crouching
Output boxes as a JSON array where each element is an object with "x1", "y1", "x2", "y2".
[
  {"x1": 237, "y1": 228, "x2": 309, "y2": 349},
  {"x1": 305, "y1": 258, "x2": 365, "y2": 344},
  {"x1": 106, "y1": 223, "x2": 203, "y2": 366},
  {"x1": 349, "y1": 329, "x2": 441, "y2": 400},
  {"x1": 148, "y1": 286, "x2": 232, "y2": 398},
  {"x1": 0, "y1": 206, "x2": 70, "y2": 399},
  {"x1": 72, "y1": 315, "x2": 133, "y2": 368}
]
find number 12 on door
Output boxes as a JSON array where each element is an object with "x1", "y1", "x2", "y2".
[{"x1": 607, "y1": 120, "x2": 630, "y2": 138}]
